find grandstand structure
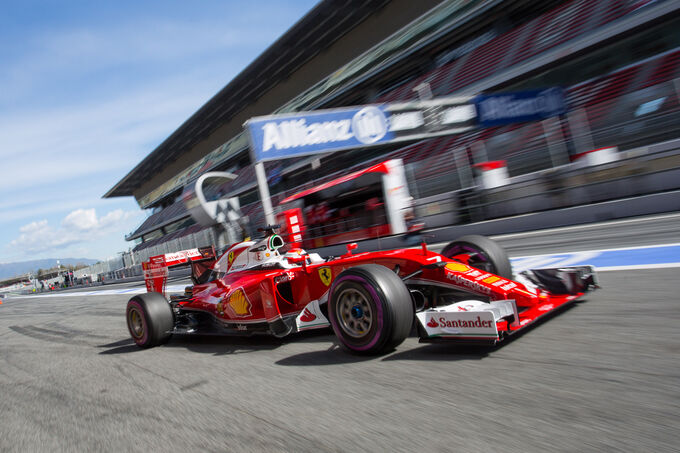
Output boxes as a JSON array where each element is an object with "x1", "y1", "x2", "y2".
[{"x1": 104, "y1": 0, "x2": 680, "y2": 276}]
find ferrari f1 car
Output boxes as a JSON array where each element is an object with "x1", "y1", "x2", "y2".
[{"x1": 126, "y1": 228, "x2": 597, "y2": 354}]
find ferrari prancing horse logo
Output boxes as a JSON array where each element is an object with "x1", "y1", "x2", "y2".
[{"x1": 318, "y1": 267, "x2": 332, "y2": 286}]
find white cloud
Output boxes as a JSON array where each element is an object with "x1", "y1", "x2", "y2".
[
  {"x1": 62, "y1": 209, "x2": 99, "y2": 231},
  {"x1": 12, "y1": 219, "x2": 79, "y2": 252},
  {"x1": 99, "y1": 209, "x2": 138, "y2": 228},
  {"x1": 19, "y1": 220, "x2": 49, "y2": 234},
  {"x1": 0, "y1": 193, "x2": 142, "y2": 227},
  {"x1": 8, "y1": 208, "x2": 142, "y2": 255}
]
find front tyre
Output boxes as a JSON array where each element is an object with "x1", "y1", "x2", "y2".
[
  {"x1": 441, "y1": 234, "x2": 513, "y2": 279},
  {"x1": 328, "y1": 264, "x2": 413, "y2": 355},
  {"x1": 126, "y1": 292, "x2": 174, "y2": 348}
]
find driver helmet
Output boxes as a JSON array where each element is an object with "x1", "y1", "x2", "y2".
[{"x1": 284, "y1": 248, "x2": 308, "y2": 260}]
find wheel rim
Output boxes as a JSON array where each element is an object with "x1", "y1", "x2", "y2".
[
  {"x1": 128, "y1": 306, "x2": 145, "y2": 339},
  {"x1": 445, "y1": 244, "x2": 494, "y2": 273},
  {"x1": 336, "y1": 288, "x2": 373, "y2": 338}
]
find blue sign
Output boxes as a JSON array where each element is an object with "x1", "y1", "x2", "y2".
[
  {"x1": 474, "y1": 88, "x2": 567, "y2": 127},
  {"x1": 246, "y1": 105, "x2": 395, "y2": 162}
]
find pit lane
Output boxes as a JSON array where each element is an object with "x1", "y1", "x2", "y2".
[{"x1": 0, "y1": 224, "x2": 678, "y2": 452}]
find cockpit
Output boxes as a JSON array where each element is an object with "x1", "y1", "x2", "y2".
[{"x1": 212, "y1": 228, "x2": 323, "y2": 276}]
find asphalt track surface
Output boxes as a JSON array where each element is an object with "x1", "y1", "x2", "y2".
[{"x1": 1, "y1": 219, "x2": 679, "y2": 452}]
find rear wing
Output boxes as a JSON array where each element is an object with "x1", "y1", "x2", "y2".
[
  {"x1": 159, "y1": 246, "x2": 216, "y2": 267},
  {"x1": 143, "y1": 246, "x2": 216, "y2": 296}
]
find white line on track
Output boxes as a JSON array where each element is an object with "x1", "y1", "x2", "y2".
[
  {"x1": 11, "y1": 284, "x2": 187, "y2": 298},
  {"x1": 595, "y1": 262, "x2": 680, "y2": 271},
  {"x1": 510, "y1": 242, "x2": 680, "y2": 258}
]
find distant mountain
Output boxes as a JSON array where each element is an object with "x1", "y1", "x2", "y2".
[{"x1": 0, "y1": 258, "x2": 100, "y2": 280}]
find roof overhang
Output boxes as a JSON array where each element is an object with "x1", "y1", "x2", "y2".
[{"x1": 104, "y1": 0, "x2": 391, "y2": 200}]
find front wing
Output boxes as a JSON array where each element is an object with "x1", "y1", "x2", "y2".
[
  {"x1": 416, "y1": 300, "x2": 518, "y2": 342},
  {"x1": 416, "y1": 265, "x2": 597, "y2": 343}
]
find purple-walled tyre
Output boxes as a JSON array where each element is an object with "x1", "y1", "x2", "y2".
[
  {"x1": 126, "y1": 292, "x2": 174, "y2": 348},
  {"x1": 329, "y1": 264, "x2": 413, "y2": 355},
  {"x1": 441, "y1": 234, "x2": 513, "y2": 279}
]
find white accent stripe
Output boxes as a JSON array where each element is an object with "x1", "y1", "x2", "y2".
[
  {"x1": 511, "y1": 251, "x2": 600, "y2": 272},
  {"x1": 596, "y1": 262, "x2": 680, "y2": 271},
  {"x1": 511, "y1": 243, "x2": 680, "y2": 259}
]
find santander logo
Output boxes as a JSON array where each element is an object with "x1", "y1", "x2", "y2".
[
  {"x1": 300, "y1": 308, "x2": 317, "y2": 323},
  {"x1": 427, "y1": 318, "x2": 439, "y2": 328}
]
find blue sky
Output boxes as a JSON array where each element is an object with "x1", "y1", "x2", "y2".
[{"x1": 0, "y1": 0, "x2": 318, "y2": 264}]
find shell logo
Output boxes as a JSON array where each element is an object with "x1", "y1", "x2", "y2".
[
  {"x1": 226, "y1": 289, "x2": 252, "y2": 317},
  {"x1": 445, "y1": 262, "x2": 470, "y2": 273}
]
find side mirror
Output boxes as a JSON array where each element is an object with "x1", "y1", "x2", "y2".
[
  {"x1": 287, "y1": 254, "x2": 309, "y2": 272},
  {"x1": 343, "y1": 243, "x2": 358, "y2": 257}
]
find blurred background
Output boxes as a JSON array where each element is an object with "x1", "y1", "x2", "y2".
[
  {"x1": 5, "y1": 0, "x2": 680, "y2": 288},
  {"x1": 1, "y1": 4, "x2": 678, "y2": 452}
]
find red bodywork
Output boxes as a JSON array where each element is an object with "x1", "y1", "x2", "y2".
[{"x1": 172, "y1": 243, "x2": 588, "y2": 339}]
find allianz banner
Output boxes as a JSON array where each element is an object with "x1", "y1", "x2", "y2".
[
  {"x1": 474, "y1": 87, "x2": 567, "y2": 127},
  {"x1": 245, "y1": 99, "x2": 477, "y2": 162}
]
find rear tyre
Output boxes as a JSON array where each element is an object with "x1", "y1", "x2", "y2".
[
  {"x1": 441, "y1": 234, "x2": 513, "y2": 279},
  {"x1": 328, "y1": 264, "x2": 413, "y2": 355},
  {"x1": 126, "y1": 292, "x2": 174, "y2": 348}
]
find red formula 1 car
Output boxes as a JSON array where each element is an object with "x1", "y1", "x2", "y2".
[{"x1": 126, "y1": 228, "x2": 597, "y2": 354}]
